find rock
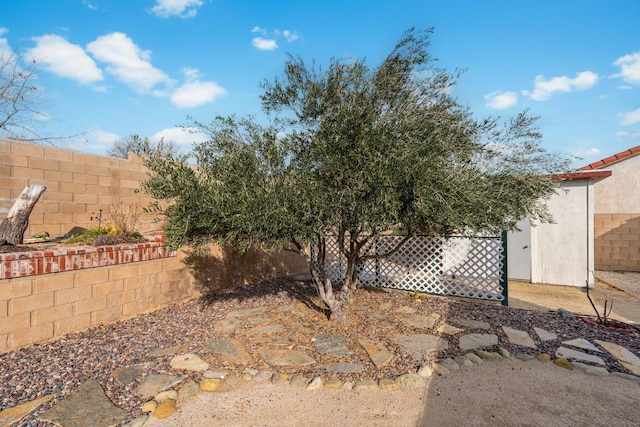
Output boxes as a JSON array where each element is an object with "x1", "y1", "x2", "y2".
[
  {"x1": 203, "y1": 369, "x2": 230, "y2": 379},
  {"x1": 358, "y1": 338, "x2": 394, "y2": 368},
  {"x1": 533, "y1": 327, "x2": 557, "y2": 342},
  {"x1": 401, "y1": 314, "x2": 440, "y2": 330},
  {"x1": 595, "y1": 340, "x2": 640, "y2": 367},
  {"x1": 253, "y1": 370, "x2": 274, "y2": 382},
  {"x1": 464, "y1": 352, "x2": 484, "y2": 365},
  {"x1": 141, "y1": 401, "x2": 158, "y2": 413},
  {"x1": 454, "y1": 355, "x2": 474, "y2": 367},
  {"x1": 553, "y1": 358, "x2": 574, "y2": 370},
  {"x1": 475, "y1": 350, "x2": 503, "y2": 362},
  {"x1": 322, "y1": 363, "x2": 365, "y2": 372},
  {"x1": 417, "y1": 365, "x2": 434, "y2": 377},
  {"x1": 153, "y1": 399, "x2": 177, "y2": 420},
  {"x1": 555, "y1": 347, "x2": 605, "y2": 365},
  {"x1": 440, "y1": 358, "x2": 460, "y2": 371},
  {"x1": 388, "y1": 334, "x2": 448, "y2": 360},
  {"x1": 123, "y1": 415, "x2": 150, "y2": 427},
  {"x1": 306, "y1": 377, "x2": 323, "y2": 390},
  {"x1": 562, "y1": 338, "x2": 601, "y2": 352},
  {"x1": 450, "y1": 317, "x2": 490, "y2": 330},
  {"x1": 324, "y1": 378, "x2": 343, "y2": 389},
  {"x1": 498, "y1": 347, "x2": 511, "y2": 359},
  {"x1": 200, "y1": 378, "x2": 223, "y2": 391},
  {"x1": 556, "y1": 308, "x2": 575, "y2": 318},
  {"x1": 354, "y1": 379, "x2": 379, "y2": 390},
  {"x1": 213, "y1": 317, "x2": 242, "y2": 334},
  {"x1": 572, "y1": 362, "x2": 609, "y2": 377},
  {"x1": 502, "y1": 326, "x2": 537, "y2": 348},
  {"x1": 177, "y1": 381, "x2": 200, "y2": 402},
  {"x1": 313, "y1": 334, "x2": 353, "y2": 357},
  {"x1": 379, "y1": 378, "x2": 398, "y2": 391},
  {"x1": 134, "y1": 374, "x2": 183, "y2": 399},
  {"x1": 112, "y1": 364, "x2": 148, "y2": 385},
  {"x1": 514, "y1": 353, "x2": 536, "y2": 362},
  {"x1": 260, "y1": 349, "x2": 316, "y2": 366},
  {"x1": 0, "y1": 395, "x2": 52, "y2": 427},
  {"x1": 224, "y1": 375, "x2": 239, "y2": 386},
  {"x1": 42, "y1": 380, "x2": 127, "y2": 427},
  {"x1": 150, "y1": 345, "x2": 186, "y2": 357},
  {"x1": 396, "y1": 306, "x2": 417, "y2": 314},
  {"x1": 250, "y1": 325, "x2": 284, "y2": 335},
  {"x1": 431, "y1": 363, "x2": 450, "y2": 375},
  {"x1": 154, "y1": 390, "x2": 178, "y2": 402},
  {"x1": 247, "y1": 315, "x2": 273, "y2": 326},
  {"x1": 342, "y1": 381, "x2": 354, "y2": 390},
  {"x1": 395, "y1": 373, "x2": 426, "y2": 389},
  {"x1": 537, "y1": 353, "x2": 551, "y2": 362},
  {"x1": 205, "y1": 339, "x2": 253, "y2": 365},
  {"x1": 459, "y1": 334, "x2": 498, "y2": 351},
  {"x1": 289, "y1": 375, "x2": 310, "y2": 388},
  {"x1": 437, "y1": 324, "x2": 464, "y2": 335}
]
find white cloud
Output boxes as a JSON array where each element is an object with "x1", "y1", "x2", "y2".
[
  {"x1": 150, "y1": 126, "x2": 208, "y2": 149},
  {"x1": 63, "y1": 130, "x2": 121, "y2": 154},
  {"x1": 251, "y1": 26, "x2": 266, "y2": 35},
  {"x1": 87, "y1": 32, "x2": 172, "y2": 92},
  {"x1": 616, "y1": 130, "x2": 640, "y2": 140},
  {"x1": 150, "y1": 0, "x2": 203, "y2": 18},
  {"x1": 522, "y1": 71, "x2": 598, "y2": 101},
  {"x1": 25, "y1": 34, "x2": 103, "y2": 85},
  {"x1": 171, "y1": 81, "x2": 225, "y2": 108},
  {"x1": 619, "y1": 108, "x2": 640, "y2": 125},
  {"x1": 252, "y1": 37, "x2": 278, "y2": 51},
  {"x1": 484, "y1": 91, "x2": 517, "y2": 109},
  {"x1": 0, "y1": 27, "x2": 8, "y2": 37},
  {"x1": 613, "y1": 51, "x2": 640, "y2": 85},
  {"x1": 282, "y1": 30, "x2": 298, "y2": 42}
]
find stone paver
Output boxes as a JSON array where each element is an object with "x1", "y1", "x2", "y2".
[
  {"x1": 555, "y1": 347, "x2": 605, "y2": 365},
  {"x1": 458, "y1": 333, "x2": 498, "y2": 351},
  {"x1": 358, "y1": 338, "x2": 394, "y2": 368},
  {"x1": 150, "y1": 346, "x2": 186, "y2": 357},
  {"x1": 533, "y1": 327, "x2": 557, "y2": 341},
  {"x1": 562, "y1": 338, "x2": 601, "y2": 352},
  {"x1": 170, "y1": 353, "x2": 209, "y2": 371},
  {"x1": 438, "y1": 324, "x2": 464, "y2": 335},
  {"x1": 322, "y1": 363, "x2": 365, "y2": 372},
  {"x1": 42, "y1": 380, "x2": 127, "y2": 427},
  {"x1": 401, "y1": 313, "x2": 440, "y2": 330},
  {"x1": 134, "y1": 374, "x2": 183, "y2": 399},
  {"x1": 112, "y1": 364, "x2": 148, "y2": 385},
  {"x1": 260, "y1": 349, "x2": 316, "y2": 366},
  {"x1": 313, "y1": 334, "x2": 352, "y2": 357},
  {"x1": 0, "y1": 395, "x2": 52, "y2": 427},
  {"x1": 502, "y1": 326, "x2": 536, "y2": 348},
  {"x1": 389, "y1": 334, "x2": 448, "y2": 359},
  {"x1": 595, "y1": 340, "x2": 640, "y2": 377},
  {"x1": 205, "y1": 338, "x2": 253, "y2": 364},
  {"x1": 226, "y1": 306, "x2": 268, "y2": 318},
  {"x1": 450, "y1": 317, "x2": 491, "y2": 330}
]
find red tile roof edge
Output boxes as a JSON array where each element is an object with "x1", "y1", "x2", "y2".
[
  {"x1": 555, "y1": 170, "x2": 612, "y2": 180},
  {"x1": 578, "y1": 145, "x2": 640, "y2": 170}
]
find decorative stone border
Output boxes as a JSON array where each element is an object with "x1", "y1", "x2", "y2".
[{"x1": 0, "y1": 232, "x2": 175, "y2": 279}]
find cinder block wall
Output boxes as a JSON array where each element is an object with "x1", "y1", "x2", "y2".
[
  {"x1": 0, "y1": 252, "x2": 193, "y2": 353},
  {"x1": 0, "y1": 138, "x2": 159, "y2": 238},
  {"x1": 594, "y1": 214, "x2": 640, "y2": 272}
]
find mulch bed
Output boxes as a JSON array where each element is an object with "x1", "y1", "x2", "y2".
[{"x1": 1, "y1": 277, "x2": 639, "y2": 426}]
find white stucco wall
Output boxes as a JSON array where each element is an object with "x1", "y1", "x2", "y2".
[
  {"x1": 508, "y1": 179, "x2": 594, "y2": 287},
  {"x1": 593, "y1": 154, "x2": 640, "y2": 213}
]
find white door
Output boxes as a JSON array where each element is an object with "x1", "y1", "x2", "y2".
[{"x1": 507, "y1": 220, "x2": 532, "y2": 281}]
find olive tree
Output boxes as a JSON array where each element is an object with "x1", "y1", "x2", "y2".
[{"x1": 141, "y1": 28, "x2": 569, "y2": 322}]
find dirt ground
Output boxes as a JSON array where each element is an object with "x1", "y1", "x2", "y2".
[{"x1": 145, "y1": 280, "x2": 640, "y2": 427}]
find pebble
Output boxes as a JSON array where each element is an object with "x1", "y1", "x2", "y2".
[
  {"x1": 289, "y1": 375, "x2": 310, "y2": 388},
  {"x1": 354, "y1": 379, "x2": 379, "y2": 390},
  {"x1": 203, "y1": 369, "x2": 230, "y2": 379},
  {"x1": 498, "y1": 347, "x2": 511, "y2": 359},
  {"x1": 464, "y1": 352, "x2": 484, "y2": 365},
  {"x1": 178, "y1": 381, "x2": 200, "y2": 401},
  {"x1": 431, "y1": 363, "x2": 450, "y2": 375},
  {"x1": 395, "y1": 374, "x2": 425, "y2": 389},
  {"x1": 553, "y1": 358, "x2": 574, "y2": 370},
  {"x1": 537, "y1": 353, "x2": 551, "y2": 362},
  {"x1": 515, "y1": 353, "x2": 536, "y2": 362},
  {"x1": 440, "y1": 358, "x2": 460, "y2": 371},
  {"x1": 306, "y1": 377, "x2": 323, "y2": 390},
  {"x1": 200, "y1": 378, "x2": 223, "y2": 391},
  {"x1": 379, "y1": 378, "x2": 398, "y2": 391},
  {"x1": 153, "y1": 399, "x2": 177, "y2": 419},
  {"x1": 475, "y1": 350, "x2": 503, "y2": 362},
  {"x1": 324, "y1": 378, "x2": 343, "y2": 389},
  {"x1": 154, "y1": 390, "x2": 178, "y2": 403},
  {"x1": 123, "y1": 415, "x2": 150, "y2": 427},
  {"x1": 141, "y1": 401, "x2": 157, "y2": 413},
  {"x1": 417, "y1": 365, "x2": 433, "y2": 377},
  {"x1": 454, "y1": 355, "x2": 474, "y2": 367}
]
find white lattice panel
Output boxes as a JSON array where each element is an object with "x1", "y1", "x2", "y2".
[{"x1": 313, "y1": 235, "x2": 505, "y2": 302}]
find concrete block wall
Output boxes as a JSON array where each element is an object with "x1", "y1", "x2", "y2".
[
  {"x1": 0, "y1": 138, "x2": 159, "y2": 238},
  {"x1": 0, "y1": 252, "x2": 193, "y2": 353},
  {"x1": 594, "y1": 213, "x2": 640, "y2": 272}
]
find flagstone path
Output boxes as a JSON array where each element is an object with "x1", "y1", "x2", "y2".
[{"x1": 2, "y1": 301, "x2": 639, "y2": 426}]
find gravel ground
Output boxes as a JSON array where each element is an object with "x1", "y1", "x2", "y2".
[
  {"x1": 2, "y1": 277, "x2": 639, "y2": 426},
  {"x1": 597, "y1": 270, "x2": 640, "y2": 298}
]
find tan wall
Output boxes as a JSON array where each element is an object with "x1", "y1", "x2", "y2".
[
  {"x1": 0, "y1": 253, "x2": 193, "y2": 354},
  {"x1": 0, "y1": 138, "x2": 160, "y2": 238},
  {"x1": 594, "y1": 213, "x2": 640, "y2": 272},
  {"x1": 593, "y1": 155, "x2": 640, "y2": 214}
]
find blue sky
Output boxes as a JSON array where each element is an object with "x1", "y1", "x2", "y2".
[{"x1": 2, "y1": 0, "x2": 639, "y2": 167}]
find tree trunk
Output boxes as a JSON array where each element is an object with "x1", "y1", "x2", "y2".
[{"x1": 0, "y1": 184, "x2": 46, "y2": 245}]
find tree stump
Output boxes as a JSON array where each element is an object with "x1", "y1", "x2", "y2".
[{"x1": 0, "y1": 184, "x2": 46, "y2": 245}]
